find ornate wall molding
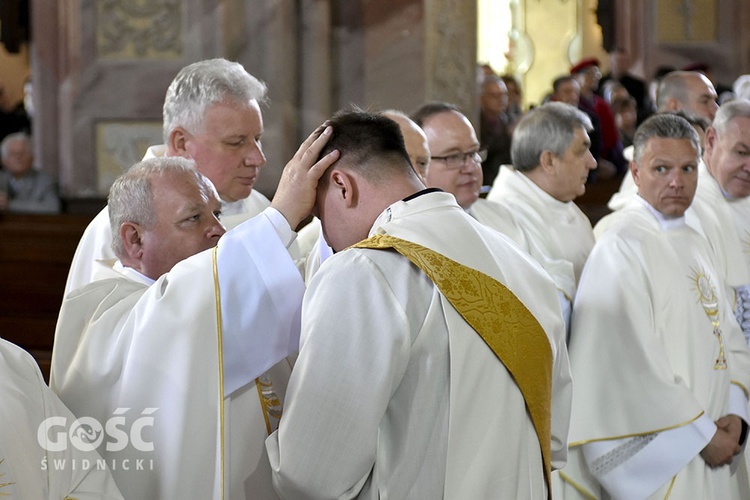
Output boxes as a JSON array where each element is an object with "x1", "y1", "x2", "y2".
[{"x1": 96, "y1": 0, "x2": 182, "y2": 59}]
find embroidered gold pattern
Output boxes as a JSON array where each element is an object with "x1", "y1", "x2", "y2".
[
  {"x1": 353, "y1": 234, "x2": 553, "y2": 496},
  {"x1": 691, "y1": 269, "x2": 727, "y2": 370},
  {"x1": 256, "y1": 373, "x2": 283, "y2": 435}
]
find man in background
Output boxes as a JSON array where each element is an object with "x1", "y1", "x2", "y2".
[
  {"x1": 65, "y1": 58, "x2": 276, "y2": 295},
  {"x1": 0, "y1": 131, "x2": 60, "y2": 213}
]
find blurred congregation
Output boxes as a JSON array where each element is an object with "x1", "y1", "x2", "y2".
[{"x1": 2, "y1": 0, "x2": 750, "y2": 498}]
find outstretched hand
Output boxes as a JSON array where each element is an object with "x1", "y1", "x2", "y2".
[{"x1": 272, "y1": 124, "x2": 339, "y2": 229}]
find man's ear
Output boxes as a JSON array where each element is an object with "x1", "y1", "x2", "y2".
[
  {"x1": 664, "y1": 98, "x2": 680, "y2": 113},
  {"x1": 119, "y1": 222, "x2": 144, "y2": 263},
  {"x1": 166, "y1": 127, "x2": 190, "y2": 158},
  {"x1": 630, "y1": 160, "x2": 641, "y2": 187},
  {"x1": 329, "y1": 169, "x2": 357, "y2": 208},
  {"x1": 703, "y1": 126, "x2": 718, "y2": 155},
  {"x1": 539, "y1": 150, "x2": 556, "y2": 174}
]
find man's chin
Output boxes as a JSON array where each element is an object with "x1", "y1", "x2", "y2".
[{"x1": 224, "y1": 187, "x2": 254, "y2": 203}]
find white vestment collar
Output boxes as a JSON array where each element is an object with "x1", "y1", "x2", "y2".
[
  {"x1": 113, "y1": 260, "x2": 155, "y2": 286},
  {"x1": 636, "y1": 195, "x2": 688, "y2": 231}
]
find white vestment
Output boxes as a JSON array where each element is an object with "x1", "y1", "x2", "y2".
[
  {"x1": 0, "y1": 338, "x2": 123, "y2": 499},
  {"x1": 51, "y1": 208, "x2": 304, "y2": 499},
  {"x1": 559, "y1": 198, "x2": 750, "y2": 499},
  {"x1": 267, "y1": 191, "x2": 572, "y2": 499},
  {"x1": 63, "y1": 144, "x2": 272, "y2": 296},
  {"x1": 486, "y1": 166, "x2": 594, "y2": 291},
  {"x1": 690, "y1": 162, "x2": 750, "y2": 294},
  {"x1": 471, "y1": 197, "x2": 577, "y2": 328},
  {"x1": 607, "y1": 144, "x2": 637, "y2": 211}
]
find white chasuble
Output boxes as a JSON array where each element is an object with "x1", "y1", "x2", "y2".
[
  {"x1": 560, "y1": 200, "x2": 750, "y2": 499},
  {"x1": 486, "y1": 166, "x2": 594, "y2": 288},
  {"x1": 0, "y1": 338, "x2": 123, "y2": 499},
  {"x1": 63, "y1": 145, "x2": 272, "y2": 296},
  {"x1": 267, "y1": 192, "x2": 572, "y2": 500},
  {"x1": 51, "y1": 210, "x2": 303, "y2": 499},
  {"x1": 691, "y1": 162, "x2": 750, "y2": 292}
]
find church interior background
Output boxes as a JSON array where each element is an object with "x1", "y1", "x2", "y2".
[
  {"x1": 0, "y1": 0, "x2": 749, "y2": 379},
  {"x1": 1, "y1": 0, "x2": 748, "y2": 204}
]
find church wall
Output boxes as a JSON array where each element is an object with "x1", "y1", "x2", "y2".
[{"x1": 26, "y1": 0, "x2": 750, "y2": 204}]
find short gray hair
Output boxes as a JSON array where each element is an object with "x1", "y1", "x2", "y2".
[
  {"x1": 162, "y1": 58, "x2": 268, "y2": 143},
  {"x1": 108, "y1": 157, "x2": 216, "y2": 257},
  {"x1": 511, "y1": 102, "x2": 593, "y2": 172},
  {"x1": 1, "y1": 132, "x2": 32, "y2": 159},
  {"x1": 632, "y1": 113, "x2": 700, "y2": 164},
  {"x1": 712, "y1": 98, "x2": 750, "y2": 135}
]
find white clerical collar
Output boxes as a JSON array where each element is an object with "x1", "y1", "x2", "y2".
[
  {"x1": 221, "y1": 198, "x2": 246, "y2": 217},
  {"x1": 114, "y1": 260, "x2": 155, "y2": 286},
  {"x1": 517, "y1": 170, "x2": 572, "y2": 208},
  {"x1": 637, "y1": 195, "x2": 687, "y2": 231}
]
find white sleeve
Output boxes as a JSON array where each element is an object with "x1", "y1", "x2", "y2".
[
  {"x1": 583, "y1": 415, "x2": 716, "y2": 499},
  {"x1": 267, "y1": 252, "x2": 411, "y2": 499},
  {"x1": 218, "y1": 208, "x2": 305, "y2": 396}
]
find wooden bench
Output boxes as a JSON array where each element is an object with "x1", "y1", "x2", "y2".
[{"x1": 0, "y1": 212, "x2": 93, "y2": 381}]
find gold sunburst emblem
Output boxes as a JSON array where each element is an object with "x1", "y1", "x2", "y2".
[{"x1": 692, "y1": 269, "x2": 726, "y2": 370}]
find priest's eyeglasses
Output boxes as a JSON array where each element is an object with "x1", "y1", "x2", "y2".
[{"x1": 431, "y1": 149, "x2": 487, "y2": 170}]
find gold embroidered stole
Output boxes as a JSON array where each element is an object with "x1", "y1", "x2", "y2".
[
  {"x1": 211, "y1": 247, "x2": 226, "y2": 500},
  {"x1": 353, "y1": 234, "x2": 553, "y2": 492}
]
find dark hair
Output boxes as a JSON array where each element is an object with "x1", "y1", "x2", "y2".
[
  {"x1": 318, "y1": 109, "x2": 414, "y2": 184},
  {"x1": 552, "y1": 75, "x2": 577, "y2": 94},
  {"x1": 410, "y1": 101, "x2": 461, "y2": 127}
]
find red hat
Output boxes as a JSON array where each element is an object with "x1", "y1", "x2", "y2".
[
  {"x1": 682, "y1": 62, "x2": 709, "y2": 73},
  {"x1": 570, "y1": 57, "x2": 600, "y2": 75}
]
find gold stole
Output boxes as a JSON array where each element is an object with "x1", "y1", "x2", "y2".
[
  {"x1": 211, "y1": 247, "x2": 282, "y2": 500},
  {"x1": 353, "y1": 234, "x2": 553, "y2": 493}
]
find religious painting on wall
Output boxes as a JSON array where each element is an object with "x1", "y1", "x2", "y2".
[
  {"x1": 657, "y1": 0, "x2": 716, "y2": 43},
  {"x1": 95, "y1": 121, "x2": 163, "y2": 195}
]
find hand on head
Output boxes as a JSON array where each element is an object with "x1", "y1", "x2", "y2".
[{"x1": 271, "y1": 123, "x2": 340, "y2": 229}]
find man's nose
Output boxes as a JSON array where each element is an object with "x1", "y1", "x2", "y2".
[{"x1": 243, "y1": 141, "x2": 267, "y2": 168}]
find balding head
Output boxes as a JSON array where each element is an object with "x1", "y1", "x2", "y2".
[
  {"x1": 657, "y1": 71, "x2": 718, "y2": 122},
  {"x1": 381, "y1": 110, "x2": 431, "y2": 182}
]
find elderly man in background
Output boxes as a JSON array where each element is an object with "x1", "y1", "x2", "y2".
[
  {"x1": 0, "y1": 132, "x2": 60, "y2": 213},
  {"x1": 267, "y1": 109, "x2": 571, "y2": 499},
  {"x1": 413, "y1": 101, "x2": 577, "y2": 330},
  {"x1": 608, "y1": 70, "x2": 720, "y2": 211},
  {"x1": 65, "y1": 58, "x2": 276, "y2": 295},
  {"x1": 560, "y1": 113, "x2": 750, "y2": 499},
  {"x1": 486, "y1": 102, "x2": 597, "y2": 316},
  {"x1": 51, "y1": 125, "x2": 336, "y2": 499},
  {"x1": 690, "y1": 99, "x2": 750, "y2": 342},
  {"x1": 478, "y1": 74, "x2": 513, "y2": 188},
  {"x1": 381, "y1": 109, "x2": 431, "y2": 183}
]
